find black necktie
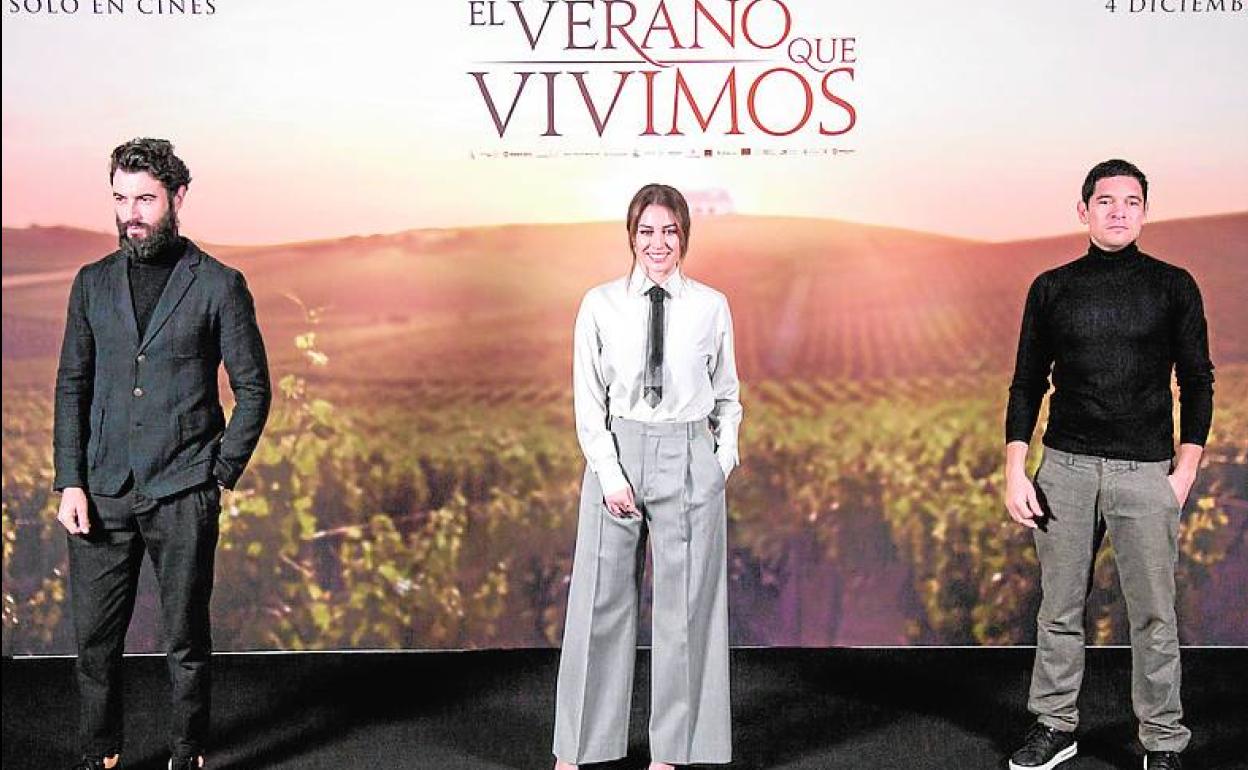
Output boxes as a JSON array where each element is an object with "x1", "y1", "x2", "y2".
[{"x1": 644, "y1": 285, "x2": 668, "y2": 407}]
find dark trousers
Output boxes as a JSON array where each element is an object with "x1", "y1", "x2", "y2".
[{"x1": 67, "y1": 480, "x2": 221, "y2": 760}]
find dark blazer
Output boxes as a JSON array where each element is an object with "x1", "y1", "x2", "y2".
[{"x1": 53, "y1": 239, "x2": 271, "y2": 498}]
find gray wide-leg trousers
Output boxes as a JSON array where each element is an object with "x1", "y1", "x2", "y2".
[
  {"x1": 1029, "y1": 447, "x2": 1190, "y2": 753},
  {"x1": 554, "y1": 418, "x2": 731, "y2": 765}
]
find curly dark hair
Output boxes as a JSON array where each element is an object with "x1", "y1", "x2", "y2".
[
  {"x1": 109, "y1": 138, "x2": 192, "y2": 198},
  {"x1": 1081, "y1": 158, "x2": 1147, "y2": 204}
]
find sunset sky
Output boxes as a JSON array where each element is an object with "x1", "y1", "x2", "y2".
[{"x1": 2, "y1": 1, "x2": 1245, "y2": 244}]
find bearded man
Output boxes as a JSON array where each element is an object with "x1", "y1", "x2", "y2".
[{"x1": 53, "y1": 137, "x2": 271, "y2": 770}]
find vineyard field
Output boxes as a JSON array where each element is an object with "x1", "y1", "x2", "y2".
[
  {"x1": 4, "y1": 212, "x2": 1245, "y2": 652},
  {"x1": 5, "y1": 213, "x2": 1246, "y2": 385},
  {"x1": 4, "y1": 365, "x2": 1245, "y2": 653}
]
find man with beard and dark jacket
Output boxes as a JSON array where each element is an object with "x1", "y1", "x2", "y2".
[
  {"x1": 1003, "y1": 159, "x2": 1214, "y2": 770},
  {"x1": 53, "y1": 138, "x2": 271, "y2": 770}
]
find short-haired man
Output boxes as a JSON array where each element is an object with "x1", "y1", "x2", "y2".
[
  {"x1": 1003, "y1": 159, "x2": 1214, "y2": 770},
  {"x1": 54, "y1": 138, "x2": 271, "y2": 770}
]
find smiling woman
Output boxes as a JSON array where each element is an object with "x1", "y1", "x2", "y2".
[
  {"x1": 626, "y1": 183, "x2": 690, "y2": 283},
  {"x1": 552, "y1": 182, "x2": 741, "y2": 770}
]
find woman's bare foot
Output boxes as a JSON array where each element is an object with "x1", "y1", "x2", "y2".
[
  {"x1": 648, "y1": 763, "x2": 675, "y2": 770},
  {"x1": 553, "y1": 760, "x2": 577, "y2": 770}
]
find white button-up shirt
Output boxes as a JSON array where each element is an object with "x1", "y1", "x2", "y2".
[{"x1": 573, "y1": 268, "x2": 742, "y2": 495}]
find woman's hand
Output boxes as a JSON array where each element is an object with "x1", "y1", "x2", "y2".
[{"x1": 603, "y1": 486, "x2": 639, "y2": 519}]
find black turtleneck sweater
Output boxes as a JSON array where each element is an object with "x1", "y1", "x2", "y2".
[
  {"x1": 1006, "y1": 241, "x2": 1215, "y2": 461},
  {"x1": 128, "y1": 238, "x2": 183, "y2": 338}
]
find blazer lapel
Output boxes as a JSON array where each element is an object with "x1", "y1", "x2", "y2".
[
  {"x1": 111, "y1": 253, "x2": 140, "y2": 346},
  {"x1": 138, "y1": 245, "x2": 200, "y2": 353}
]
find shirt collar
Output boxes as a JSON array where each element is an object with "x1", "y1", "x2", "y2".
[{"x1": 628, "y1": 267, "x2": 687, "y2": 298}]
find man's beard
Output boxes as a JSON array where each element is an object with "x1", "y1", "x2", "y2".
[{"x1": 117, "y1": 208, "x2": 179, "y2": 262}]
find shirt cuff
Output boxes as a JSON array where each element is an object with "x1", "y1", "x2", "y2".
[{"x1": 595, "y1": 462, "x2": 630, "y2": 497}]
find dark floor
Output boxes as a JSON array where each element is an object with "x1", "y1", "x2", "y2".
[{"x1": 3, "y1": 648, "x2": 1245, "y2": 769}]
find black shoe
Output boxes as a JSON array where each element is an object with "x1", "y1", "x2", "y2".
[
  {"x1": 1145, "y1": 751, "x2": 1182, "y2": 770},
  {"x1": 71, "y1": 759, "x2": 108, "y2": 770},
  {"x1": 1008, "y1": 723, "x2": 1078, "y2": 770},
  {"x1": 168, "y1": 758, "x2": 203, "y2": 770}
]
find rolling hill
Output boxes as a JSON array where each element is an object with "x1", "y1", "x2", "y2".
[{"x1": 4, "y1": 213, "x2": 1245, "y2": 387}]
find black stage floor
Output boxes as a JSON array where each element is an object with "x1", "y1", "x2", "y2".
[{"x1": 3, "y1": 649, "x2": 1245, "y2": 769}]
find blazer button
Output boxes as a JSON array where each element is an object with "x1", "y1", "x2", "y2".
[
  {"x1": 133, "y1": 387, "x2": 144, "y2": 397},
  {"x1": 136, "y1": 354, "x2": 146, "y2": 363}
]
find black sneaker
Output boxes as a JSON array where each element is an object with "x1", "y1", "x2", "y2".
[
  {"x1": 1145, "y1": 751, "x2": 1182, "y2": 770},
  {"x1": 1008, "y1": 723, "x2": 1078, "y2": 770}
]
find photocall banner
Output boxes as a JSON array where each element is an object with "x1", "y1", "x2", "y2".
[{"x1": 3, "y1": 1, "x2": 1245, "y2": 653}]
